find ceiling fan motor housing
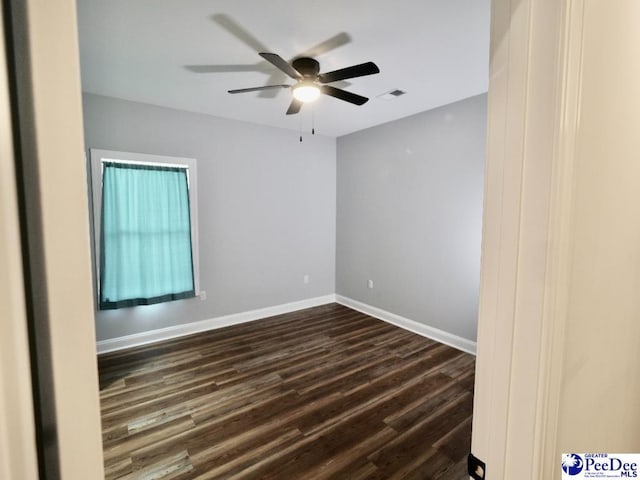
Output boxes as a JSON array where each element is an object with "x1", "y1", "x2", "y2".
[{"x1": 292, "y1": 57, "x2": 320, "y2": 78}]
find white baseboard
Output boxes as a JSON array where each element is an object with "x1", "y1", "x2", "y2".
[
  {"x1": 96, "y1": 294, "x2": 337, "y2": 354},
  {"x1": 335, "y1": 295, "x2": 477, "y2": 355},
  {"x1": 97, "y1": 293, "x2": 477, "y2": 356}
]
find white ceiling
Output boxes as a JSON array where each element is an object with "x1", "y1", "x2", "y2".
[{"x1": 76, "y1": 0, "x2": 490, "y2": 138}]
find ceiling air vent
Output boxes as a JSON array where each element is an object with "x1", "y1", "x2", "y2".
[{"x1": 377, "y1": 89, "x2": 406, "y2": 100}]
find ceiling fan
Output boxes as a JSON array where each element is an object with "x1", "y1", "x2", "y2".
[{"x1": 228, "y1": 52, "x2": 380, "y2": 115}]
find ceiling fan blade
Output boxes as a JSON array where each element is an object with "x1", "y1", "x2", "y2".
[
  {"x1": 211, "y1": 14, "x2": 270, "y2": 53},
  {"x1": 286, "y1": 99, "x2": 303, "y2": 115},
  {"x1": 259, "y1": 53, "x2": 302, "y2": 80},
  {"x1": 299, "y1": 32, "x2": 352, "y2": 58},
  {"x1": 320, "y1": 85, "x2": 369, "y2": 105},
  {"x1": 318, "y1": 62, "x2": 380, "y2": 84},
  {"x1": 228, "y1": 84, "x2": 290, "y2": 94},
  {"x1": 186, "y1": 64, "x2": 272, "y2": 74}
]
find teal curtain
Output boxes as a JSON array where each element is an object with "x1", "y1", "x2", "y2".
[{"x1": 100, "y1": 162, "x2": 195, "y2": 310}]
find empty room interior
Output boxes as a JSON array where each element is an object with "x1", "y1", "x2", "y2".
[
  {"x1": 8, "y1": 1, "x2": 640, "y2": 479},
  {"x1": 76, "y1": 0, "x2": 489, "y2": 478}
]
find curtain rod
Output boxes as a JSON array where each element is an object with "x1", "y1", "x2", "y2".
[{"x1": 102, "y1": 158, "x2": 189, "y2": 170}]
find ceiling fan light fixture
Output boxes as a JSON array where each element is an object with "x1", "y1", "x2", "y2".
[
  {"x1": 225, "y1": 53, "x2": 379, "y2": 114},
  {"x1": 292, "y1": 82, "x2": 320, "y2": 103}
]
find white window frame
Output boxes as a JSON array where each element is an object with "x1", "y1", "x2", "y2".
[{"x1": 88, "y1": 149, "x2": 201, "y2": 305}]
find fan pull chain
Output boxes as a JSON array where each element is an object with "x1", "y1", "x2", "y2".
[
  {"x1": 299, "y1": 112, "x2": 303, "y2": 142},
  {"x1": 312, "y1": 105, "x2": 315, "y2": 135}
]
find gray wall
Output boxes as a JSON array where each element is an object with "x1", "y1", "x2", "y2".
[
  {"x1": 336, "y1": 94, "x2": 486, "y2": 341},
  {"x1": 83, "y1": 93, "x2": 336, "y2": 341}
]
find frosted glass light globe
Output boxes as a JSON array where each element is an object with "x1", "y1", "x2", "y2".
[{"x1": 293, "y1": 83, "x2": 320, "y2": 102}]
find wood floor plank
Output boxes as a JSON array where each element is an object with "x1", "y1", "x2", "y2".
[{"x1": 98, "y1": 303, "x2": 475, "y2": 479}]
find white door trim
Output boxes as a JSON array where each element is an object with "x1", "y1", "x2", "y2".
[
  {"x1": 8, "y1": 0, "x2": 106, "y2": 477},
  {"x1": 534, "y1": 0, "x2": 585, "y2": 476},
  {"x1": 471, "y1": 0, "x2": 585, "y2": 478},
  {"x1": 0, "y1": 4, "x2": 39, "y2": 478}
]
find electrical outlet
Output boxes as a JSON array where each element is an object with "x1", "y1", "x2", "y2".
[
  {"x1": 199, "y1": 290, "x2": 206, "y2": 301},
  {"x1": 303, "y1": 274, "x2": 310, "y2": 284},
  {"x1": 367, "y1": 279, "x2": 374, "y2": 289}
]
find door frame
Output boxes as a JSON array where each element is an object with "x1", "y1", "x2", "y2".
[
  {"x1": 471, "y1": 0, "x2": 585, "y2": 478},
  {"x1": 3, "y1": 0, "x2": 105, "y2": 477},
  {"x1": 0, "y1": 2, "x2": 39, "y2": 477}
]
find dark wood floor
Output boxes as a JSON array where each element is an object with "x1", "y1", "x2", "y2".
[{"x1": 98, "y1": 303, "x2": 475, "y2": 480}]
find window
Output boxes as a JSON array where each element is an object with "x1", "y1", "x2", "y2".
[{"x1": 89, "y1": 150, "x2": 200, "y2": 310}]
